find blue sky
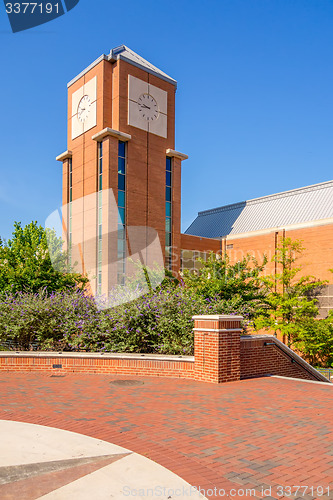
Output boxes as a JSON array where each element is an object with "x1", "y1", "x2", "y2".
[{"x1": 1, "y1": 0, "x2": 333, "y2": 241}]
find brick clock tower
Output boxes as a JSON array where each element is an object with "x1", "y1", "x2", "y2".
[{"x1": 56, "y1": 45, "x2": 188, "y2": 295}]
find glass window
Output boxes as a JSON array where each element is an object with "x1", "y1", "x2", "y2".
[
  {"x1": 166, "y1": 170, "x2": 171, "y2": 187},
  {"x1": 118, "y1": 190, "x2": 125, "y2": 208},
  {"x1": 166, "y1": 202, "x2": 171, "y2": 217},
  {"x1": 99, "y1": 175, "x2": 103, "y2": 191},
  {"x1": 118, "y1": 174, "x2": 125, "y2": 191},
  {"x1": 165, "y1": 233, "x2": 171, "y2": 247},
  {"x1": 118, "y1": 157, "x2": 126, "y2": 174},
  {"x1": 118, "y1": 207, "x2": 125, "y2": 224},
  {"x1": 166, "y1": 186, "x2": 172, "y2": 202},
  {"x1": 166, "y1": 157, "x2": 171, "y2": 171},
  {"x1": 118, "y1": 141, "x2": 126, "y2": 158},
  {"x1": 165, "y1": 218, "x2": 171, "y2": 233}
]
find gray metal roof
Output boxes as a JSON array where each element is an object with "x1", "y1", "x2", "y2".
[
  {"x1": 68, "y1": 45, "x2": 177, "y2": 88},
  {"x1": 185, "y1": 180, "x2": 333, "y2": 238},
  {"x1": 109, "y1": 45, "x2": 177, "y2": 87}
]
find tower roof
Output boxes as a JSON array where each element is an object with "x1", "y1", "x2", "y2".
[
  {"x1": 109, "y1": 45, "x2": 177, "y2": 86},
  {"x1": 68, "y1": 45, "x2": 176, "y2": 88},
  {"x1": 185, "y1": 180, "x2": 333, "y2": 238}
]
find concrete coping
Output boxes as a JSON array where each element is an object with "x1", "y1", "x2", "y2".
[
  {"x1": 56, "y1": 150, "x2": 73, "y2": 162},
  {"x1": 0, "y1": 351, "x2": 195, "y2": 363},
  {"x1": 166, "y1": 148, "x2": 188, "y2": 161},
  {"x1": 193, "y1": 315, "x2": 243, "y2": 320},
  {"x1": 92, "y1": 128, "x2": 132, "y2": 142}
]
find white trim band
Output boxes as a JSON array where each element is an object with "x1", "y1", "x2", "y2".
[{"x1": 92, "y1": 128, "x2": 132, "y2": 142}]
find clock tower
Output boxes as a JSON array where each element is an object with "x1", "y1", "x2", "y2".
[{"x1": 56, "y1": 45, "x2": 188, "y2": 295}]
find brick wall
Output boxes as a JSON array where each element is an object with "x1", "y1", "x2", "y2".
[
  {"x1": 240, "y1": 335, "x2": 327, "y2": 382},
  {"x1": 182, "y1": 224, "x2": 333, "y2": 318},
  {"x1": 0, "y1": 316, "x2": 329, "y2": 384},
  {"x1": 0, "y1": 353, "x2": 195, "y2": 379}
]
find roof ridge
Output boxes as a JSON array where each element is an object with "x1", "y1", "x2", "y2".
[
  {"x1": 199, "y1": 179, "x2": 333, "y2": 216},
  {"x1": 109, "y1": 45, "x2": 177, "y2": 87}
]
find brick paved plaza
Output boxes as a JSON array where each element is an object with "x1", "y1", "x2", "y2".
[{"x1": 0, "y1": 372, "x2": 333, "y2": 499}]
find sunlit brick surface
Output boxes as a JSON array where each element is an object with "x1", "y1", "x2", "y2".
[{"x1": 0, "y1": 374, "x2": 332, "y2": 499}]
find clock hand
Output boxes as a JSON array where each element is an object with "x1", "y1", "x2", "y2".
[{"x1": 140, "y1": 104, "x2": 150, "y2": 109}]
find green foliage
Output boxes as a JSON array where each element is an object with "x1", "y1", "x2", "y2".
[
  {"x1": 292, "y1": 312, "x2": 333, "y2": 367},
  {"x1": 0, "y1": 283, "x2": 250, "y2": 354},
  {"x1": 181, "y1": 252, "x2": 268, "y2": 318},
  {"x1": 254, "y1": 238, "x2": 327, "y2": 342},
  {"x1": 0, "y1": 221, "x2": 88, "y2": 294}
]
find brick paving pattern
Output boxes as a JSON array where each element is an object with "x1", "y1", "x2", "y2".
[{"x1": 0, "y1": 373, "x2": 332, "y2": 499}]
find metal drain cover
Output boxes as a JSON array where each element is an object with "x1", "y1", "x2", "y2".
[{"x1": 110, "y1": 379, "x2": 144, "y2": 386}]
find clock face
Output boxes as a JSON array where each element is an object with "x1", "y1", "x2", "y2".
[
  {"x1": 138, "y1": 94, "x2": 159, "y2": 121},
  {"x1": 77, "y1": 95, "x2": 91, "y2": 123}
]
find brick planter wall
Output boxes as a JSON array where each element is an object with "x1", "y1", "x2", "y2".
[
  {"x1": 0, "y1": 352, "x2": 195, "y2": 379},
  {"x1": 0, "y1": 316, "x2": 329, "y2": 384},
  {"x1": 240, "y1": 335, "x2": 328, "y2": 382},
  {"x1": 193, "y1": 315, "x2": 242, "y2": 383}
]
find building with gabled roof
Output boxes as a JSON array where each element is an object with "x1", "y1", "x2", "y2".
[{"x1": 56, "y1": 44, "x2": 333, "y2": 316}]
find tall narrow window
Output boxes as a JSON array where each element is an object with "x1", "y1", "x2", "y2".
[
  {"x1": 68, "y1": 158, "x2": 72, "y2": 268},
  {"x1": 97, "y1": 142, "x2": 103, "y2": 295},
  {"x1": 165, "y1": 157, "x2": 172, "y2": 270},
  {"x1": 117, "y1": 141, "x2": 126, "y2": 285}
]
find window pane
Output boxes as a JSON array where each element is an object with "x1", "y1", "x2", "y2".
[
  {"x1": 99, "y1": 225, "x2": 102, "y2": 239},
  {"x1": 99, "y1": 175, "x2": 103, "y2": 191},
  {"x1": 166, "y1": 157, "x2": 171, "y2": 171},
  {"x1": 118, "y1": 141, "x2": 126, "y2": 158},
  {"x1": 118, "y1": 238, "x2": 125, "y2": 252},
  {"x1": 118, "y1": 157, "x2": 126, "y2": 174},
  {"x1": 165, "y1": 218, "x2": 171, "y2": 233},
  {"x1": 165, "y1": 232, "x2": 172, "y2": 247},
  {"x1": 99, "y1": 142, "x2": 103, "y2": 157},
  {"x1": 118, "y1": 173, "x2": 125, "y2": 191},
  {"x1": 118, "y1": 190, "x2": 125, "y2": 208},
  {"x1": 166, "y1": 202, "x2": 171, "y2": 217},
  {"x1": 99, "y1": 191, "x2": 102, "y2": 205},
  {"x1": 166, "y1": 186, "x2": 172, "y2": 202},
  {"x1": 117, "y1": 260, "x2": 125, "y2": 273},
  {"x1": 118, "y1": 207, "x2": 125, "y2": 224},
  {"x1": 118, "y1": 223, "x2": 125, "y2": 234},
  {"x1": 69, "y1": 190, "x2": 72, "y2": 202},
  {"x1": 166, "y1": 170, "x2": 171, "y2": 187}
]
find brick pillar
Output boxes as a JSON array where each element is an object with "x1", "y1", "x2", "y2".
[{"x1": 193, "y1": 315, "x2": 243, "y2": 384}]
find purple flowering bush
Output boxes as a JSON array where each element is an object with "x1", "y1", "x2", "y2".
[{"x1": 0, "y1": 285, "x2": 249, "y2": 354}]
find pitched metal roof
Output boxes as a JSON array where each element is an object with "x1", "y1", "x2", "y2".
[
  {"x1": 185, "y1": 180, "x2": 333, "y2": 238},
  {"x1": 109, "y1": 45, "x2": 177, "y2": 87},
  {"x1": 68, "y1": 45, "x2": 177, "y2": 88}
]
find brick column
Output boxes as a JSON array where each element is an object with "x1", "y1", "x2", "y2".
[{"x1": 193, "y1": 315, "x2": 243, "y2": 384}]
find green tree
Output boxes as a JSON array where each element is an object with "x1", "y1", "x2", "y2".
[
  {"x1": 181, "y1": 252, "x2": 268, "y2": 318},
  {"x1": 0, "y1": 221, "x2": 88, "y2": 294},
  {"x1": 291, "y1": 313, "x2": 333, "y2": 367},
  {"x1": 254, "y1": 237, "x2": 326, "y2": 344}
]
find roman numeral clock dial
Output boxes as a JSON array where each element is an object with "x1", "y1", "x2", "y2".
[{"x1": 138, "y1": 94, "x2": 159, "y2": 121}]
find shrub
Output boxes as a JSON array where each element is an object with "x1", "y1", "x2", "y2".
[{"x1": 0, "y1": 285, "x2": 249, "y2": 355}]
